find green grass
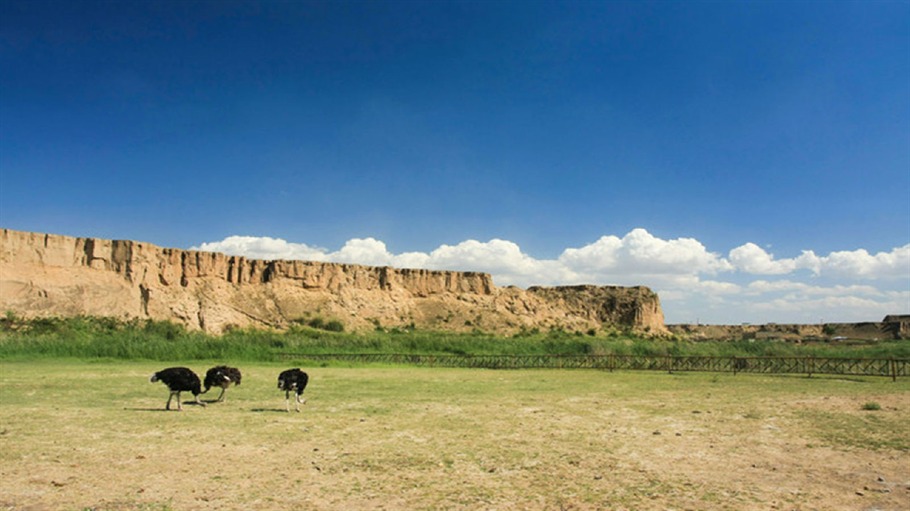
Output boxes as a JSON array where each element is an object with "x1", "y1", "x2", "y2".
[
  {"x1": 2, "y1": 315, "x2": 908, "y2": 362},
  {"x1": 797, "y1": 409, "x2": 908, "y2": 451},
  {"x1": 1, "y1": 360, "x2": 907, "y2": 510}
]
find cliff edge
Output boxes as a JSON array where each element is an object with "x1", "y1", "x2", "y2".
[{"x1": 0, "y1": 229, "x2": 666, "y2": 335}]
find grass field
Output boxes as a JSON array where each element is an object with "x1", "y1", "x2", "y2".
[
  {"x1": 1, "y1": 360, "x2": 908, "y2": 510},
  {"x1": 4, "y1": 315, "x2": 910, "y2": 362}
]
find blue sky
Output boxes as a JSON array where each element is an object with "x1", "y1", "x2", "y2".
[{"x1": 2, "y1": 0, "x2": 908, "y2": 324}]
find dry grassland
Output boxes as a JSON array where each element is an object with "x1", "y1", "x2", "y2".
[{"x1": 0, "y1": 360, "x2": 908, "y2": 510}]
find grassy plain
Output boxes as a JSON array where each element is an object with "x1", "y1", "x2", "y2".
[
  {"x1": 1, "y1": 360, "x2": 908, "y2": 510},
  {"x1": 2, "y1": 316, "x2": 909, "y2": 361}
]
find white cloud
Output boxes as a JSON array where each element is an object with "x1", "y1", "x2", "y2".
[
  {"x1": 192, "y1": 229, "x2": 910, "y2": 324},
  {"x1": 192, "y1": 235, "x2": 328, "y2": 262},
  {"x1": 745, "y1": 280, "x2": 883, "y2": 298},
  {"x1": 728, "y1": 243, "x2": 910, "y2": 280},
  {"x1": 426, "y1": 239, "x2": 535, "y2": 274},
  {"x1": 694, "y1": 279, "x2": 743, "y2": 295},
  {"x1": 421, "y1": 239, "x2": 566, "y2": 288},
  {"x1": 729, "y1": 243, "x2": 796, "y2": 275},
  {"x1": 745, "y1": 294, "x2": 907, "y2": 323},
  {"x1": 559, "y1": 228, "x2": 731, "y2": 276},
  {"x1": 330, "y1": 238, "x2": 395, "y2": 267},
  {"x1": 803, "y1": 245, "x2": 910, "y2": 279}
]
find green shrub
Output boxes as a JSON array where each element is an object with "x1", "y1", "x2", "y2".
[
  {"x1": 143, "y1": 319, "x2": 186, "y2": 340},
  {"x1": 1, "y1": 315, "x2": 909, "y2": 363},
  {"x1": 324, "y1": 320, "x2": 344, "y2": 332}
]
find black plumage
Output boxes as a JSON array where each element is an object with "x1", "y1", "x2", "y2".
[
  {"x1": 150, "y1": 367, "x2": 205, "y2": 411},
  {"x1": 277, "y1": 368, "x2": 309, "y2": 412},
  {"x1": 202, "y1": 365, "x2": 242, "y2": 402}
]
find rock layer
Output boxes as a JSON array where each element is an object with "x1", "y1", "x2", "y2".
[
  {"x1": 667, "y1": 317, "x2": 909, "y2": 341},
  {"x1": 0, "y1": 229, "x2": 667, "y2": 334}
]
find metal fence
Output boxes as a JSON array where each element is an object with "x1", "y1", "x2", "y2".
[{"x1": 279, "y1": 353, "x2": 909, "y2": 380}]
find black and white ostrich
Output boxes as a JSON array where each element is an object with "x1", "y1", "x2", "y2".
[
  {"x1": 201, "y1": 365, "x2": 242, "y2": 402},
  {"x1": 149, "y1": 367, "x2": 205, "y2": 411},
  {"x1": 277, "y1": 368, "x2": 309, "y2": 412}
]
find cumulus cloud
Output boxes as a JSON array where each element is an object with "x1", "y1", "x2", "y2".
[
  {"x1": 728, "y1": 243, "x2": 797, "y2": 275},
  {"x1": 801, "y1": 245, "x2": 910, "y2": 279},
  {"x1": 426, "y1": 239, "x2": 536, "y2": 274},
  {"x1": 728, "y1": 243, "x2": 910, "y2": 280},
  {"x1": 559, "y1": 228, "x2": 731, "y2": 277},
  {"x1": 191, "y1": 229, "x2": 910, "y2": 324},
  {"x1": 332, "y1": 238, "x2": 396, "y2": 267},
  {"x1": 192, "y1": 236, "x2": 328, "y2": 262}
]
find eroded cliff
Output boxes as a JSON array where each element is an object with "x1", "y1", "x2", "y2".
[{"x1": 0, "y1": 228, "x2": 667, "y2": 334}]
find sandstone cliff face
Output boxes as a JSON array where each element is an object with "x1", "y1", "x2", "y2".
[
  {"x1": 0, "y1": 229, "x2": 667, "y2": 335},
  {"x1": 527, "y1": 285, "x2": 665, "y2": 333}
]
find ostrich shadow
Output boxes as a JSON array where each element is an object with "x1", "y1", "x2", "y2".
[{"x1": 124, "y1": 401, "x2": 207, "y2": 412}]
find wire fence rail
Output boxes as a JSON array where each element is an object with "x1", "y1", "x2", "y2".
[{"x1": 279, "y1": 353, "x2": 909, "y2": 380}]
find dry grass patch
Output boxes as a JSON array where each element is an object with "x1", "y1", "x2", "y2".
[{"x1": 0, "y1": 360, "x2": 908, "y2": 510}]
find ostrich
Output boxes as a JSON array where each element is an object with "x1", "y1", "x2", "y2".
[
  {"x1": 149, "y1": 367, "x2": 205, "y2": 411},
  {"x1": 277, "y1": 368, "x2": 309, "y2": 412},
  {"x1": 202, "y1": 365, "x2": 242, "y2": 402}
]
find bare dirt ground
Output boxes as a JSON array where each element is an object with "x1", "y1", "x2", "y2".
[{"x1": 0, "y1": 362, "x2": 907, "y2": 510}]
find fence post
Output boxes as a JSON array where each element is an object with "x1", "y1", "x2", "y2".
[
  {"x1": 892, "y1": 359, "x2": 897, "y2": 382},
  {"x1": 732, "y1": 356, "x2": 738, "y2": 376},
  {"x1": 807, "y1": 356, "x2": 814, "y2": 378}
]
